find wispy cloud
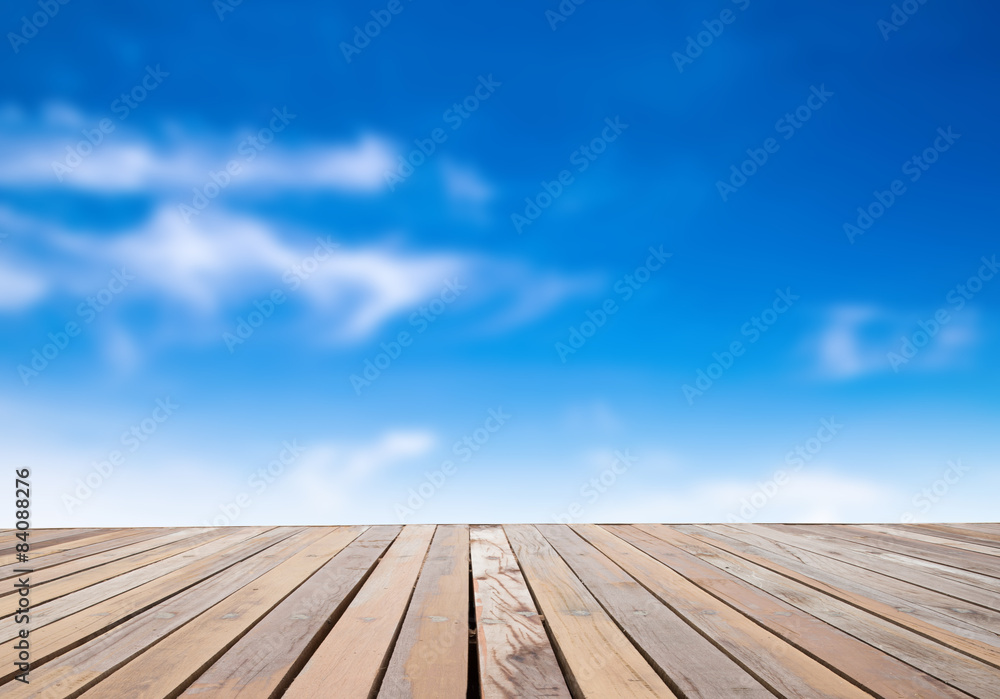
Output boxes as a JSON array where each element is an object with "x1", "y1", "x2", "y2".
[
  {"x1": 810, "y1": 304, "x2": 980, "y2": 379},
  {"x1": 280, "y1": 430, "x2": 437, "y2": 516},
  {"x1": 0, "y1": 105, "x2": 395, "y2": 194},
  {"x1": 2, "y1": 205, "x2": 595, "y2": 349},
  {"x1": 19, "y1": 428, "x2": 437, "y2": 526},
  {"x1": 591, "y1": 471, "x2": 899, "y2": 523},
  {"x1": 0, "y1": 260, "x2": 48, "y2": 310}
]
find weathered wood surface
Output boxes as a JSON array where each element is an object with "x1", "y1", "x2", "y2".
[
  {"x1": 2, "y1": 523, "x2": 997, "y2": 697},
  {"x1": 470, "y1": 525, "x2": 570, "y2": 699}
]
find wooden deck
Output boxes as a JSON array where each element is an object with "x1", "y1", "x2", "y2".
[{"x1": 3, "y1": 524, "x2": 999, "y2": 697}]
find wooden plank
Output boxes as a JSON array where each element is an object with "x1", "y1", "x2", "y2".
[
  {"x1": 0, "y1": 527, "x2": 299, "y2": 685},
  {"x1": 0, "y1": 528, "x2": 102, "y2": 554},
  {"x1": 808, "y1": 524, "x2": 1000, "y2": 582},
  {"x1": 183, "y1": 525, "x2": 401, "y2": 698},
  {"x1": 898, "y1": 524, "x2": 1000, "y2": 551},
  {"x1": 709, "y1": 524, "x2": 1000, "y2": 639},
  {"x1": 914, "y1": 524, "x2": 1000, "y2": 546},
  {"x1": 0, "y1": 528, "x2": 261, "y2": 641},
  {"x1": 776, "y1": 524, "x2": 999, "y2": 592},
  {"x1": 0, "y1": 529, "x2": 213, "y2": 601},
  {"x1": 573, "y1": 524, "x2": 871, "y2": 699},
  {"x1": 3, "y1": 523, "x2": 998, "y2": 698},
  {"x1": 0, "y1": 527, "x2": 316, "y2": 699},
  {"x1": 0, "y1": 528, "x2": 185, "y2": 582},
  {"x1": 857, "y1": 524, "x2": 1000, "y2": 558},
  {"x1": 0, "y1": 527, "x2": 244, "y2": 617},
  {"x1": 748, "y1": 524, "x2": 1000, "y2": 612},
  {"x1": 504, "y1": 524, "x2": 675, "y2": 699},
  {"x1": 0, "y1": 529, "x2": 111, "y2": 563},
  {"x1": 283, "y1": 525, "x2": 436, "y2": 699},
  {"x1": 932, "y1": 524, "x2": 1000, "y2": 539},
  {"x1": 470, "y1": 525, "x2": 570, "y2": 699},
  {"x1": 79, "y1": 527, "x2": 366, "y2": 698},
  {"x1": 537, "y1": 525, "x2": 771, "y2": 699},
  {"x1": 379, "y1": 525, "x2": 469, "y2": 699},
  {"x1": 0, "y1": 528, "x2": 158, "y2": 575},
  {"x1": 636, "y1": 524, "x2": 991, "y2": 698},
  {"x1": 684, "y1": 524, "x2": 1000, "y2": 669}
]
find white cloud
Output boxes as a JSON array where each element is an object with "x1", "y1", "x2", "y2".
[
  {"x1": 278, "y1": 430, "x2": 437, "y2": 517},
  {"x1": 0, "y1": 259, "x2": 48, "y2": 310},
  {"x1": 469, "y1": 261, "x2": 604, "y2": 333},
  {"x1": 441, "y1": 161, "x2": 493, "y2": 204},
  {"x1": 815, "y1": 305, "x2": 889, "y2": 379},
  {"x1": 0, "y1": 104, "x2": 595, "y2": 351},
  {"x1": 567, "y1": 470, "x2": 901, "y2": 524},
  {"x1": 342, "y1": 430, "x2": 438, "y2": 479},
  {"x1": 102, "y1": 324, "x2": 142, "y2": 375},
  {"x1": 86, "y1": 207, "x2": 466, "y2": 340},
  {"x1": 3, "y1": 204, "x2": 594, "y2": 351},
  {"x1": 19, "y1": 427, "x2": 437, "y2": 527},
  {"x1": 812, "y1": 303, "x2": 980, "y2": 379},
  {"x1": 0, "y1": 115, "x2": 395, "y2": 194},
  {"x1": 251, "y1": 135, "x2": 394, "y2": 192}
]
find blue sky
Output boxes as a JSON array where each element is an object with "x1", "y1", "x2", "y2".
[{"x1": 2, "y1": 0, "x2": 997, "y2": 526}]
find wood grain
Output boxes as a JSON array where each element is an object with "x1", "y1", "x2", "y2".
[
  {"x1": 79, "y1": 527, "x2": 365, "y2": 698},
  {"x1": 750, "y1": 524, "x2": 1000, "y2": 611},
  {"x1": 635, "y1": 524, "x2": 984, "y2": 697},
  {"x1": 1, "y1": 527, "x2": 312, "y2": 698},
  {"x1": 573, "y1": 524, "x2": 870, "y2": 699},
  {"x1": 537, "y1": 524, "x2": 771, "y2": 698},
  {"x1": 857, "y1": 524, "x2": 1000, "y2": 558},
  {"x1": 470, "y1": 525, "x2": 570, "y2": 699},
  {"x1": 0, "y1": 528, "x2": 263, "y2": 642},
  {"x1": 809, "y1": 524, "x2": 1000, "y2": 582},
  {"x1": 686, "y1": 524, "x2": 1000, "y2": 668},
  {"x1": 1, "y1": 524, "x2": 997, "y2": 697},
  {"x1": 282, "y1": 525, "x2": 436, "y2": 699},
  {"x1": 379, "y1": 524, "x2": 470, "y2": 699},
  {"x1": 183, "y1": 525, "x2": 400, "y2": 698},
  {"x1": 0, "y1": 527, "x2": 296, "y2": 685},
  {"x1": 0, "y1": 527, "x2": 241, "y2": 612},
  {"x1": 504, "y1": 524, "x2": 675, "y2": 699},
  {"x1": 0, "y1": 528, "x2": 185, "y2": 582}
]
